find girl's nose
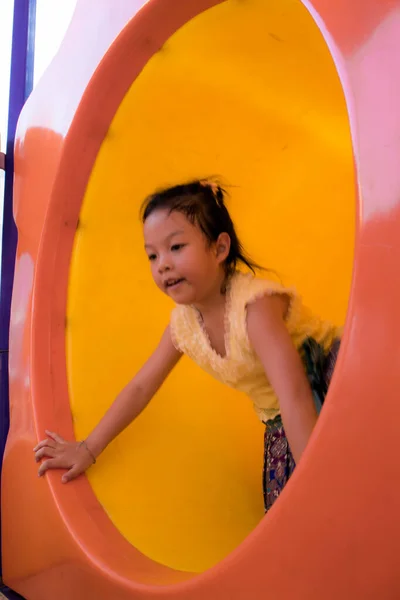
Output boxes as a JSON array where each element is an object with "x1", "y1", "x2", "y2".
[{"x1": 158, "y1": 260, "x2": 171, "y2": 274}]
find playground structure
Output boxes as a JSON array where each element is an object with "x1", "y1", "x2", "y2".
[{"x1": 1, "y1": 0, "x2": 400, "y2": 599}]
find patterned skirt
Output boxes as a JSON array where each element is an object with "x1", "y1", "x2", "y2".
[{"x1": 263, "y1": 337, "x2": 340, "y2": 512}]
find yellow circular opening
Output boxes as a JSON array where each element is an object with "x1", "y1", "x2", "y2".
[{"x1": 67, "y1": 0, "x2": 354, "y2": 573}]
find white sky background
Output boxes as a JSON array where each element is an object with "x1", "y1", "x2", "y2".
[
  {"x1": 33, "y1": 0, "x2": 78, "y2": 86},
  {"x1": 1, "y1": 0, "x2": 78, "y2": 151},
  {"x1": 0, "y1": 0, "x2": 77, "y2": 268},
  {"x1": 0, "y1": 0, "x2": 14, "y2": 154}
]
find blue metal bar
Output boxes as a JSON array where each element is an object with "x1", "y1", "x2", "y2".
[
  {"x1": 0, "y1": 584, "x2": 25, "y2": 599},
  {"x1": 0, "y1": 0, "x2": 37, "y2": 578}
]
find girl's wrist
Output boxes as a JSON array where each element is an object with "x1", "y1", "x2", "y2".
[
  {"x1": 78, "y1": 440, "x2": 97, "y2": 464},
  {"x1": 83, "y1": 433, "x2": 106, "y2": 461}
]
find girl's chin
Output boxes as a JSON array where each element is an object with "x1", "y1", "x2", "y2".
[{"x1": 166, "y1": 285, "x2": 195, "y2": 305}]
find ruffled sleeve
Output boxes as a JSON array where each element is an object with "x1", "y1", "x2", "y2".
[
  {"x1": 228, "y1": 272, "x2": 300, "y2": 357},
  {"x1": 244, "y1": 276, "x2": 296, "y2": 316}
]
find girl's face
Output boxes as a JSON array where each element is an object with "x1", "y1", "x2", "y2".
[{"x1": 143, "y1": 209, "x2": 230, "y2": 305}]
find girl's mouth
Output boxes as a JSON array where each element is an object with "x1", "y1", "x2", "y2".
[{"x1": 164, "y1": 278, "x2": 185, "y2": 290}]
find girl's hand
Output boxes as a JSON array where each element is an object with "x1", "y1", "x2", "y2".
[{"x1": 34, "y1": 430, "x2": 96, "y2": 483}]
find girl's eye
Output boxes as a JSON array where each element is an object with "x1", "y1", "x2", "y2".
[
  {"x1": 148, "y1": 254, "x2": 157, "y2": 262},
  {"x1": 171, "y1": 243, "x2": 185, "y2": 252}
]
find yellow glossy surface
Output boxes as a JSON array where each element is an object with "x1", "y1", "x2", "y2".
[{"x1": 67, "y1": 0, "x2": 354, "y2": 573}]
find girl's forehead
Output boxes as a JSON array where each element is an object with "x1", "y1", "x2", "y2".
[{"x1": 143, "y1": 209, "x2": 198, "y2": 240}]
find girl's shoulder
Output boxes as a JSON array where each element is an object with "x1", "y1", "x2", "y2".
[
  {"x1": 229, "y1": 270, "x2": 297, "y2": 308},
  {"x1": 228, "y1": 271, "x2": 302, "y2": 341},
  {"x1": 230, "y1": 271, "x2": 342, "y2": 349}
]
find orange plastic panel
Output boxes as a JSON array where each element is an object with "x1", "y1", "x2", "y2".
[{"x1": 2, "y1": 0, "x2": 400, "y2": 599}]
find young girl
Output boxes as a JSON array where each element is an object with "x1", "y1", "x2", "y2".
[{"x1": 34, "y1": 179, "x2": 340, "y2": 512}]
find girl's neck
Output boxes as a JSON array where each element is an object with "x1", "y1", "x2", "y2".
[{"x1": 193, "y1": 271, "x2": 233, "y2": 319}]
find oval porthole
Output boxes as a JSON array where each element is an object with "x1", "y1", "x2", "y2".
[{"x1": 65, "y1": 0, "x2": 354, "y2": 574}]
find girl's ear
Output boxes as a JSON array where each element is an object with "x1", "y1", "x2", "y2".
[{"x1": 215, "y1": 232, "x2": 231, "y2": 263}]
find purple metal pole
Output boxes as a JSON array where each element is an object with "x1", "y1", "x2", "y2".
[{"x1": 0, "y1": 0, "x2": 36, "y2": 579}]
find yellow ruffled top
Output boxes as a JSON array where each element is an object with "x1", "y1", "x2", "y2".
[{"x1": 170, "y1": 271, "x2": 341, "y2": 421}]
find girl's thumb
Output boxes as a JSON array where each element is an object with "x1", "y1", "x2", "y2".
[{"x1": 62, "y1": 466, "x2": 79, "y2": 483}]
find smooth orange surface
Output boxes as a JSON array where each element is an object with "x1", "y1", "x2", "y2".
[{"x1": 2, "y1": 0, "x2": 400, "y2": 599}]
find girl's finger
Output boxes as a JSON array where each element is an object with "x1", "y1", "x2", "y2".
[
  {"x1": 33, "y1": 440, "x2": 47, "y2": 452},
  {"x1": 33, "y1": 439, "x2": 56, "y2": 452},
  {"x1": 38, "y1": 458, "x2": 59, "y2": 476},
  {"x1": 62, "y1": 465, "x2": 81, "y2": 484},
  {"x1": 45, "y1": 430, "x2": 65, "y2": 444},
  {"x1": 35, "y1": 447, "x2": 57, "y2": 462}
]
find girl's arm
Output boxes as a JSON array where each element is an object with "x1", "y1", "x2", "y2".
[
  {"x1": 34, "y1": 325, "x2": 181, "y2": 482},
  {"x1": 246, "y1": 295, "x2": 318, "y2": 463}
]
